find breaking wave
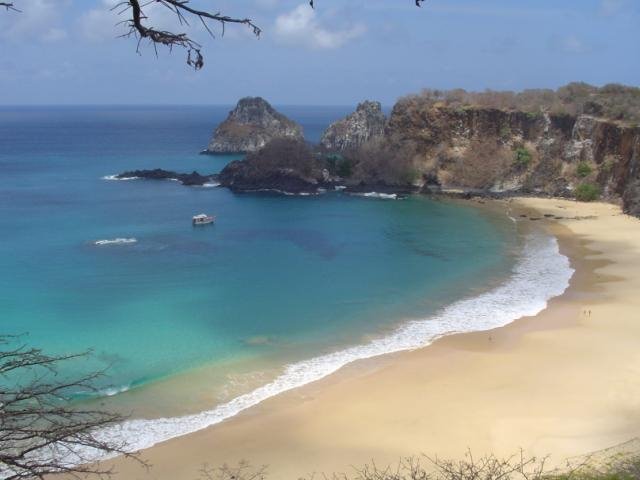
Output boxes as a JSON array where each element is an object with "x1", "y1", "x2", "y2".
[
  {"x1": 94, "y1": 238, "x2": 137, "y2": 246},
  {"x1": 65, "y1": 230, "x2": 573, "y2": 465}
]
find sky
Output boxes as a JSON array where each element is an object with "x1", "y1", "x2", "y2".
[{"x1": 0, "y1": 0, "x2": 638, "y2": 106}]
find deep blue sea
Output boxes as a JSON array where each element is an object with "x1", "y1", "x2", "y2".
[{"x1": 0, "y1": 106, "x2": 573, "y2": 447}]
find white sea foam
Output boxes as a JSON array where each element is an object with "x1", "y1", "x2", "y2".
[
  {"x1": 201, "y1": 182, "x2": 221, "y2": 188},
  {"x1": 101, "y1": 175, "x2": 139, "y2": 181},
  {"x1": 101, "y1": 384, "x2": 131, "y2": 397},
  {"x1": 42, "y1": 230, "x2": 573, "y2": 469},
  {"x1": 352, "y1": 192, "x2": 399, "y2": 200},
  {"x1": 254, "y1": 188, "x2": 321, "y2": 196},
  {"x1": 94, "y1": 238, "x2": 137, "y2": 246}
]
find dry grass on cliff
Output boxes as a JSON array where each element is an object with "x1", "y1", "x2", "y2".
[
  {"x1": 438, "y1": 139, "x2": 512, "y2": 190},
  {"x1": 399, "y1": 82, "x2": 640, "y2": 124}
]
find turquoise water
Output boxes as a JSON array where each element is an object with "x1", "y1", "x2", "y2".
[{"x1": 0, "y1": 106, "x2": 519, "y2": 406}]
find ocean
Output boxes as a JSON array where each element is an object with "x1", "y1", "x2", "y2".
[{"x1": 0, "y1": 106, "x2": 573, "y2": 455}]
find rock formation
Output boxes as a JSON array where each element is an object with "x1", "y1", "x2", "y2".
[
  {"x1": 320, "y1": 101, "x2": 386, "y2": 152},
  {"x1": 116, "y1": 169, "x2": 215, "y2": 186},
  {"x1": 205, "y1": 97, "x2": 304, "y2": 153},
  {"x1": 217, "y1": 138, "x2": 325, "y2": 194},
  {"x1": 126, "y1": 86, "x2": 640, "y2": 218}
]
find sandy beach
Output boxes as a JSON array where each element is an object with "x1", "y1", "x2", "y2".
[{"x1": 106, "y1": 197, "x2": 640, "y2": 479}]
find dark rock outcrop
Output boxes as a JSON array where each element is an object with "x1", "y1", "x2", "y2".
[
  {"x1": 217, "y1": 138, "x2": 325, "y2": 194},
  {"x1": 116, "y1": 169, "x2": 216, "y2": 186},
  {"x1": 205, "y1": 97, "x2": 304, "y2": 154},
  {"x1": 320, "y1": 101, "x2": 386, "y2": 152}
]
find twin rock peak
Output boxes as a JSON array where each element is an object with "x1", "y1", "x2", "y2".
[{"x1": 205, "y1": 97, "x2": 386, "y2": 154}]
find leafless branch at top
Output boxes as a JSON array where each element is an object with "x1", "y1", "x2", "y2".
[
  {"x1": 0, "y1": 2, "x2": 19, "y2": 12},
  {"x1": 116, "y1": 0, "x2": 262, "y2": 70}
]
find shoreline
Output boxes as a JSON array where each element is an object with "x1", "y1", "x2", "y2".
[{"x1": 103, "y1": 197, "x2": 640, "y2": 479}]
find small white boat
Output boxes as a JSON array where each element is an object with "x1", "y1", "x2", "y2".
[{"x1": 192, "y1": 213, "x2": 215, "y2": 226}]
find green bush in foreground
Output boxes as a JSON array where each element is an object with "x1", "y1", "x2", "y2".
[
  {"x1": 575, "y1": 182, "x2": 601, "y2": 202},
  {"x1": 514, "y1": 147, "x2": 533, "y2": 169},
  {"x1": 577, "y1": 162, "x2": 593, "y2": 178}
]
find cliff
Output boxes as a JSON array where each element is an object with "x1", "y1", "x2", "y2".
[
  {"x1": 132, "y1": 85, "x2": 640, "y2": 217},
  {"x1": 363, "y1": 97, "x2": 640, "y2": 216},
  {"x1": 320, "y1": 101, "x2": 386, "y2": 152},
  {"x1": 205, "y1": 97, "x2": 304, "y2": 154}
]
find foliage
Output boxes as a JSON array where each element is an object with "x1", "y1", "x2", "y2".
[
  {"x1": 245, "y1": 138, "x2": 320, "y2": 178},
  {"x1": 401, "y1": 83, "x2": 640, "y2": 124},
  {"x1": 574, "y1": 183, "x2": 601, "y2": 202},
  {"x1": 349, "y1": 137, "x2": 421, "y2": 186},
  {"x1": 499, "y1": 125, "x2": 511, "y2": 139},
  {"x1": 326, "y1": 154, "x2": 354, "y2": 178},
  {"x1": 445, "y1": 139, "x2": 511, "y2": 189},
  {"x1": 514, "y1": 147, "x2": 533, "y2": 169},
  {"x1": 576, "y1": 162, "x2": 593, "y2": 178}
]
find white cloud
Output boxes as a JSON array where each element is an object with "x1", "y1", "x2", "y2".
[
  {"x1": 42, "y1": 27, "x2": 68, "y2": 43},
  {"x1": 78, "y1": 1, "x2": 121, "y2": 42},
  {"x1": 274, "y1": 5, "x2": 365, "y2": 50},
  {"x1": 0, "y1": 0, "x2": 69, "y2": 42},
  {"x1": 600, "y1": 0, "x2": 626, "y2": 15},
  {"x1": 562, "y1": 35, "x2": 587, "y2": 54}
]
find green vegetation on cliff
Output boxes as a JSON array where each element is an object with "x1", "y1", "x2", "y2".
[
  {"x1": 575, "y1": 183, "x2": 601, "y2": 202},
  {"x1": 514, "y1": 147, "x2": 533, "y2": 169},
  {"x1": 577, "y1": 162, "x2": 593, "y2": 178}
]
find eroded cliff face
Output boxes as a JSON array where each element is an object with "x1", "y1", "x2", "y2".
[
  {"x1": 383, "y1": 99, "x2": 640, "y2": 215},
  {"x1": 206, "y1": 97, "x2": 304, "y2": 153},
  {"x1": 320, "y1": 101, "x2": 386, "y2": 152}
]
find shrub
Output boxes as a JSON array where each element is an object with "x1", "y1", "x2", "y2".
[
  {"x1": 245, "y1": 138, "x2": 319, "y2": 177},
  {"x1": 575, "y1": 182, "x2": 600, "y2": 202},
  {"x1": 576, "y1": 162, "x2": 593, "y2": 178},
  {"x1": 349, "y1": 137, "x2": 422, "y2": 186},
  {"x1": 601, "y1": 157, "x2": 616, "y2": 175},
  {"x1": 446, "y1": 139, "x2": 511, "y2": 189},
  {"x1": 514, "y1": 147, "x2": 532, "y2": 169}
]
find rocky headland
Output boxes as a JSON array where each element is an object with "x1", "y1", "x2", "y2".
[
  {"x1": 204, "y1": 97, "x2": 304, "y2": 154},
  {"x1": 122, "y1": 83, "x2": 640, "y2": 217},
  {"x1": 380, "y1": 90, "x2": 640, "y2": 217}
]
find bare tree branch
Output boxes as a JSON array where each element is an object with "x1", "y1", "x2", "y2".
[
  {"x1": 116, "y1": 0, "x2": 262, "y2": 70},
  {"x1": 2, "y1": 1, "x2": 426, "y2": 69},
  {"x1": 0, "y1": 2, "x2": 19, "y2": 12},
  {"x1": 0, "y1": 335, "x2": 144, "y2": 479}
]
